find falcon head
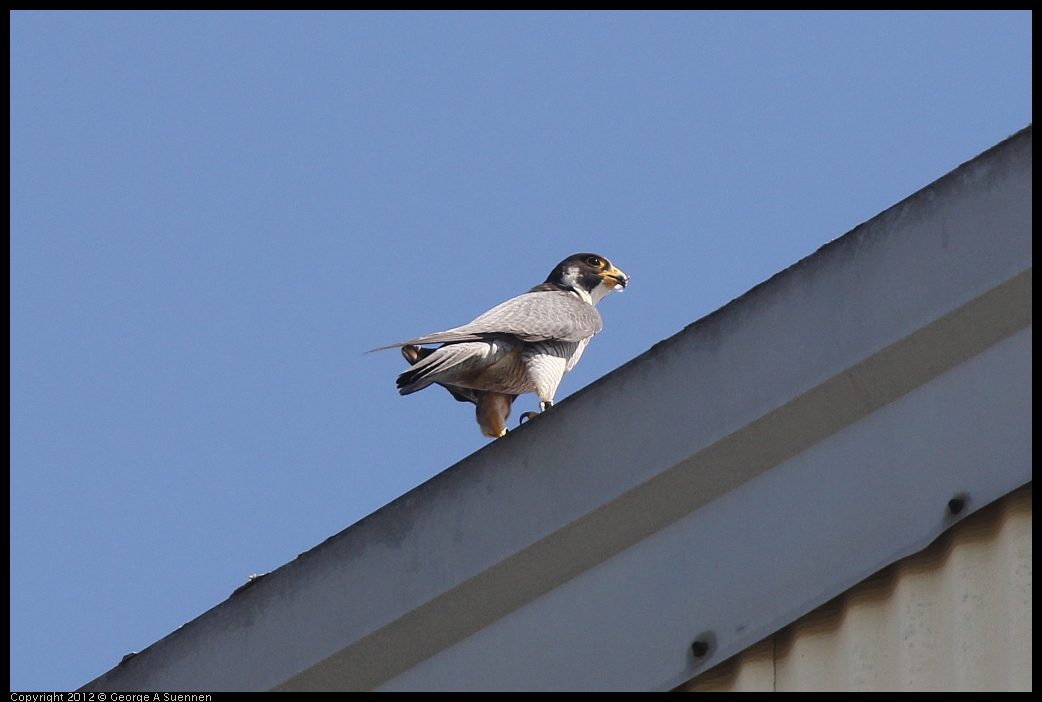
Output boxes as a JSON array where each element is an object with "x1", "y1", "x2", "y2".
[{"x1": 541, "y1": 253, "x2": 629, "y2": 305}]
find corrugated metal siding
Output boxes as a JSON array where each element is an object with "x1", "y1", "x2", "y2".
[{"x1": 679, "y1": 483, "x2": 1032, "y2": 692}]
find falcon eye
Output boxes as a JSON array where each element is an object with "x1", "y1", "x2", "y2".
[{"x1": 586, "y1": 257, "x2": 604, "y2": 268}]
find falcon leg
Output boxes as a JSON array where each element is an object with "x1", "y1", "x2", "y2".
[
  {"x1": 525, "y1": 350, "x2": 568, "y2": 414},
  {"x1": 519, "y1": 401, "x2": 553, "y2": 427}
]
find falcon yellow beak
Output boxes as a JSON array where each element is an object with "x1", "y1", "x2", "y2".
[{"x1": 600, "y1": 267, "x2": 629, "y2": 290}]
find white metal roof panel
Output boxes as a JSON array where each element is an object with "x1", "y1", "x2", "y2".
[{"x1": 84, "y1": 126, "x2": 1032, "y2": 692}]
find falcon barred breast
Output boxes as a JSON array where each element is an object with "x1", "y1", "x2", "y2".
[{"x1": 371, "y1": 254, "x2": 628, "y2": 438}]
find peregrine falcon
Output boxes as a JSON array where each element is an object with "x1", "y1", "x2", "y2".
[{"x1": 371, "y1": 254, "x2": 628, "y2": 438}]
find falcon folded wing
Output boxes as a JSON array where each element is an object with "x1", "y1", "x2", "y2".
[{"x1": 370, "y1": 291, "x2": 603, "y2": 351}]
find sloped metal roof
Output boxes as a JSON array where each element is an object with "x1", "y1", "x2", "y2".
[{"x1": 84, "y1": 126, "x2": 1032, "y2": 691}]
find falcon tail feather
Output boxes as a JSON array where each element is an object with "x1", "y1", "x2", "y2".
[{"x1": 396, "y1": 343, "x2": 483, "y2": 395}]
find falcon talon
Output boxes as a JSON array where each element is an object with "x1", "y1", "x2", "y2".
[
  {"x1": 371, "y1": 254, "x2": 628, "y2": 439},
  {"x1": 519, "y1": 411, "x2": 539, "y2": 425}
]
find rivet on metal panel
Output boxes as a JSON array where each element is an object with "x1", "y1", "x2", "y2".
[
  {"x1": 691, "y1": 632, "x2": 716, "y2": 659},
  {"x1": 948, "y1": 494, "x2": 968, "y2": 515}
]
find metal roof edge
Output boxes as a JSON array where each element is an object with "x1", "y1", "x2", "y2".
[{"x1": 83, "y1": 125, "x2": 1032, "y2": 691}]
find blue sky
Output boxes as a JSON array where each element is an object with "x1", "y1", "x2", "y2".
[{"x1": 10, "y1": 11, "x2": 1031, "y2": 690}]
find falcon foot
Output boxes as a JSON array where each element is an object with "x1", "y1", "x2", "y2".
[
  {"x1": 519, "y1": 411, "x2": 539, "y2": 425},
  {"x1": 539, "y1": 401, "x2": 554, "y2": 412}
]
